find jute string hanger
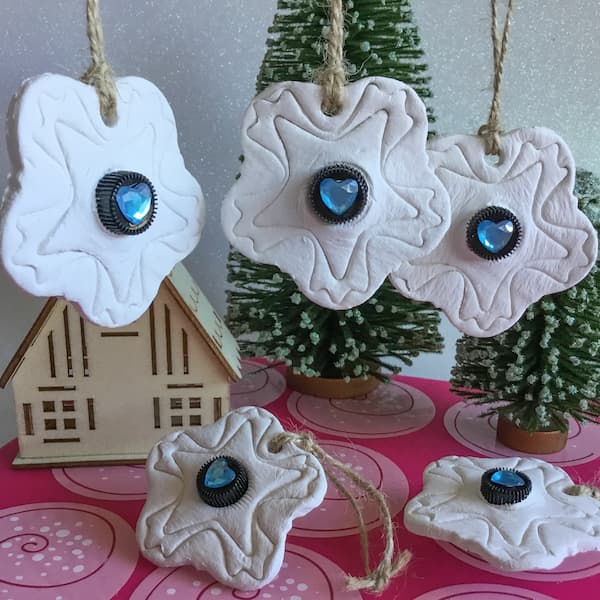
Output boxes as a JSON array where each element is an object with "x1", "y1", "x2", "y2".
[
  {"x1": 270, "y1": 432, "x2": 411, "y2": 593},
  {"x1": 477, "y1": 0, "x2": 514, "y2": 156},
  {"x1": 81, "y1": 0, "x2": 118, "y2": 125},
  {"x1": 319, "y1": 0, "x2": 348, "y2": 115},
  {"x1": 566, "y1": 484, "x2": 600, "y2": 500}
]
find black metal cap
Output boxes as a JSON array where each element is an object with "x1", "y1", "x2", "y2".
[
  {"x1": 310, "y1": 163, "x2": 369, "y2": 224},
  {"x1": 196, "y1": 456, "x2": 249, "y2": 508},
  {"x1": 96, "y1": 170, "x2": 157, "y2": 235},
  {"x1": 480, "y1": 467, "x2": 532, "y2": 505},
  {"x1": 466, "y1": 205, "x2": 522, "y2": 260}
]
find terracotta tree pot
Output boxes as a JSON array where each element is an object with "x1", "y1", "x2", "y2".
[
  {"x1": 285, "y1": 370, "x2": 380, "y2": 399},
  {"x1": 496, "y1": 415, "x2": 568, "y2": 454}
]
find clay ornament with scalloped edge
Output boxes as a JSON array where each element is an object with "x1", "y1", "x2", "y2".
[
  {"x1": 389, "y1": 128, "x2": 598, "y2": 337},
  {"x1": 1, "y1": 73, "x2": 205, "y2": 328},
  {"x1": 404, "y1": 455, "x2": 600, "y2": 571},
  {"x1": 136, "y1": 406, "x2": 327, "y2": 591},
  {"x1": 222, "y1": 77, "x2": 451, "y2": 310}
]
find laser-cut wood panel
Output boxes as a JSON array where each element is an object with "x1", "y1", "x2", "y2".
[{"x1": 1, "y1": 264, "x2": 240, "y2": 468}]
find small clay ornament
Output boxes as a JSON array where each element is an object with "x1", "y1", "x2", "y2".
[
  {"x1": 1, "y1": 74, "x2": 205, "y2": 328},
  {"x1": 390, "y1": 128, "x2": 598, "y2": 337},
  {"x1": 137, "y1": 407, "x2": 327, "y2": 591},
  {"x1": 405, "y1": 455, "x2": 600, "y2": 571},
  {"x1": 222, "y1": 77, "x2": 450, "y2": 310}
]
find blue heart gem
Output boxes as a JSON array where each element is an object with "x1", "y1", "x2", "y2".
[
  {"x1": 490, "y1": 469, "x2": 526, "y2": 488},
  {"x1": 116, "y1": 182, "x2": 153, "y2": 225},
  {"x1": 204, "y1": 458, "x2": 237, "y2": 489},
  {"x1": 319, "y1": 178, "x2": 359, "y2": 216},
  {"x1": 477, "y1": 219, "x2": 514, "y2": 253}
]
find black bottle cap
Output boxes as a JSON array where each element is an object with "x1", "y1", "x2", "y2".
[
  {"x1": 196, "y1": 456, "x2": 249, "y2": 508},
  {"x1": 96, "y1": 170, "x2": 157, "y2": 235},
  {"x1": 480, "y1": 467, "x2": 532, "y2": 505}
]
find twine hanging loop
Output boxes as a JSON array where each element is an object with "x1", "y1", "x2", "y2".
[
  {"x1": 566, "y1": 484, "x2": 600, "y2": 500},
  {"x1": 269, "y1": 431, "x2": 411, "y2": 593},
  {"x1": 477, "y1": 0, "x2": 514, "y2": 156},
  {"x1": 81, "y1": 0, "x2": 118, "y2": 125},
  {"x1": 318, "y1": 0, "x2": 348, "y2": 116}
]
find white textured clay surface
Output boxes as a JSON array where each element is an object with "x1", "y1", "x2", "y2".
[
  {"x1": 222, "y1": 77, "x2": 450, "y2": 310},
  {"x1": 1, "y1": 73, "x2": 205, "y2": 327},
  {"x1": 404, "y1": 455, "x2": 600, "y2": 572},
  {"x1": 136, "y1": 406, "x2": 327, "y2": 591},
  {"x1": 390, "y1": 128, "x2": 598, "y2": 337}
]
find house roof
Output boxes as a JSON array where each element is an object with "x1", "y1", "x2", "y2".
[
  {"x1": 0, "y1": 263, "x2": 241, "y2": 388},
  {"x1": 164, "y1": 263, "x2": 241, "y2": 381},
  {"x1": 0, "y1": 297, "x2": 58, "y2": 388}
]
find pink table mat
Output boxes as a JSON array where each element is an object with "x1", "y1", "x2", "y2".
[{"x1": 1, "y1": 359, "x2": 599, "y2": 600}]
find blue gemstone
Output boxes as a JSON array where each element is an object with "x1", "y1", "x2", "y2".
[
  {"x1": 477, "y1": 219, "x2": 514, "y2": 253},
  {"x1": 490, "y1": 469, "x2": 525, "y2": 488},
  {"x1": 116, "y1": 182, "x2": 153, "y2": 225},
  {"x1": 204, "y1": 458, "x2": 236, "y2": 489},
  {"x1": 320, "y1": 178, "x2": 359, "y2": 216}
]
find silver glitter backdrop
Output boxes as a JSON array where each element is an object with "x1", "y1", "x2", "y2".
[{"x1": 0, "y1": 1, "x2": 598, "y2": 437}]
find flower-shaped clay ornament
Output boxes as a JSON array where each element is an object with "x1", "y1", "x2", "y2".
[
  {"x1": 390, "y1": 128, "x2": 598, "y2": 337},
  {"x1": 404, "y1": 455, "x2": 600, "y2": 571},
  {"x1": 222, "y1": 77, "x2": 450, "y2": 310},
  {"x1": 1, "y1": 74, "x2": 205, "y2": 327},
  {"x1": 136, "y1": 406, "x2": 327, "y2": 591}
]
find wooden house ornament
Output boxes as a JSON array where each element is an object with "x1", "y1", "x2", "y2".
[{"x1": 0, "y1": 263, "x2": 242, "y2": 468}]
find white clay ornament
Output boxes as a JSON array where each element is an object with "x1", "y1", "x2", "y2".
[
  {"x1": 137, "y1": 407, "x2": 327, "y2": 591},
  {"x1": 222, "y1": 76, "x2": 450, "y2": 310},
  {"x1": 1, "y1": 74, "x2": 205, "y2": 328},
  {"x1": 404, "y1": 455, "x2": 600, "y2": 571},
  {"x1": 390, "y1": 128, "x2": 598, "y2": 337}
]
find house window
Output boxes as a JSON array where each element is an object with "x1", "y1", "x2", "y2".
[
  {"x1": 171, "y1": 415, "x2": 183, "y2": 427},
  {"x1": 41, "y1": 400, "x2": 79, "y2": 436},
  {"x1": 189, "y1": 415, "x2": 202, "y2": 426},
  {"x1": 189, "y1": 397, "x2": 202, "y2": 409},
  {"x1": 170, "y1": 398, "x2": 183, "y2": 410}
]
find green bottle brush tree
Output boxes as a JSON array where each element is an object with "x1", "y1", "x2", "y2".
[
  {"x1": 451, "y1": 170, "x2": 600, "y2": 434},
  {"x1": 227, "y1": 0, "x2": 443, "y2": 382}
]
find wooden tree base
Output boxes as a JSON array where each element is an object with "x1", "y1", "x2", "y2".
[
  {"x1": 496, "y1": 415, "x2": 568, "y2": 454},
  {"x1": 285, "y1": 370, "x2": 380, "y2": 399}
]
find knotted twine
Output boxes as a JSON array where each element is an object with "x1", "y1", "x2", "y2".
[
  {"x1": 318, "y1": 0, "x2": 348, "y2": 115},
  {"x1": 477, "y1": 0, "x2": 514, "y2": 156},
  {"x1": 269, "y1": 431, "x2": 411, "y2": 594},
  {"x1": 566, "y1": 484, "x2": 600, "y2": 500},
  {"x1": 80, "y1": 0, "x2": 118, "y2": 125}
]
